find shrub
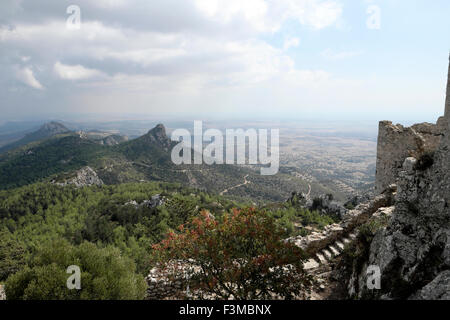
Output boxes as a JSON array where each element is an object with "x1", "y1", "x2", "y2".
[
  {"x1": 5, "y1": 239, "x2": 146, "y2": 300},
  {"x1": 0, "y1": 229, "x2": 26, "y2": 281},
  {"x1": 152, "y1": 208, "x2": 312, "y2": 299},
  {"x1": 415, "y1": 152, "x2": 434, "y2": 171}
]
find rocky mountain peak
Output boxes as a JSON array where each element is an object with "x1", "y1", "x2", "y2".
[
  {"x1": 148, "y1": 123, "x2": 166, "y2": 137},
  {"x1": 144, "y1": 124, "x2": 172, "y2": 150},
  {"x1": 38, "y1": 121, "x2": 70, "y2": 135}
]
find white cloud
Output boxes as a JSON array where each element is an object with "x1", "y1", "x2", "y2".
[
  {"x1": 283, "y1": 37, "x2": 300, "y2": 50},
  {"x1": 93, "y1": 0, "x2": 128, "y2": 8},
  {"x1": 16, "y1": 67, "x2": 44, "y2": 89},
  {"x1": 295, "y1": 0, "x2": 343, "y2": 29},
  {"x1": 54, "y1": 62, "x2": 104, "y2": 80},
  {"x1": 195, "y1": 0, "x2": 269, "y2": 31},
  {"x1": 1, "y1": 0, "x2": 350, "y2": 116},
  {"x1": 285, "y1": 69, "x2": 331, "y2": 86},
  {"x1": 3, "y1": 21, "x2": 301, "y2": 88},
  {"x1": 194, "y1": 0, "x2": 343, "y2": 32}
]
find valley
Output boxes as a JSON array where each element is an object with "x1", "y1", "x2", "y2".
[{"x1": 0, "y1": 119, "x2": 377, "y2": 202}]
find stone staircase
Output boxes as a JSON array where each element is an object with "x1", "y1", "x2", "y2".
[
  {"x1": 294, "y1": 186, "x2": 397, "y2": 273},
  {"x1": 145, "y1": 186, "x2": 397, "y2": 299},
  {"x1": 302, "y1": 232, "x2": 358, "y2": 271}
]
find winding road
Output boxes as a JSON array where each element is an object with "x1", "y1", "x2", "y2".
[
  {"x1": 220, "y1": 174, "x2": 251, "y2": 196},
  {"x1": 305, "y1": 184, "x2": 311, "y2": 200}
]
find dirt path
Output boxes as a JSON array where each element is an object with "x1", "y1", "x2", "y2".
[
  {"x1": 220, "y1": 174, "x2": 251, "y2": 196},
  {"x1": 133, "y1": 162, "x2": 208, "y2": 173},
  {"x1": 306, "y1": 184, "x2": 311, "y2": 200}
]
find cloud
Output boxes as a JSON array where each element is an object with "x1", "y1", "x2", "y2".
[
  {"x1": 93, "y1": 0, "x2": 128, "y2": 9},
  {"x1": 194, "y1": 0, "x2": 343, "y2": 32},
  {"x1": 194, "y1": 0, "x2": 270, "y2": 31},
  {"x1": 296, "y1": 0, "x2": 343, "y2": 29},
  {"x1": 1, "y1": 20, "x2": 298, "y2": 87},
  {"x1": 15, "y1": 67, "x2": 44, "y2": 89},
  {"x1": 54, "y1": 62, "x2": 104, "y2": 80},
  {"x1": 0, "y1": 0, "x2": 348, "y2": 117},
  {"x1": 283, "y1": 37, "x2": 300, "y2": 50}
]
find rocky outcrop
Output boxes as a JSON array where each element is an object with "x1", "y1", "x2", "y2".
[
  {"x1": 349, "y1": 56, "x2": 450, "y2": 300},
  {"x1": 53, "y1": 166, "x2": 104, "y2": 187},
  {"x1": 288, "y1": 192, "x2": 348, "y2": 219},
  {"x1": 144, "y1": 124, "x2": 173, "y2": 152},
  {"x1": 125, "y1": 194, "x2": 165, "y2": 208},
  {"x1": 409, "y1": 270, "x2": 450, "y2": 300},
  {"x1": 77, "y1": 131, "x2": 128, "y2": 145},
  {"x1": 102, "y1": 135, "x2": 128, "y2": 146}
]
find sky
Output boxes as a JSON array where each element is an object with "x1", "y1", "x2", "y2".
[{"x1": 1, "y1": 0, "x2": 449, "y2": 124}]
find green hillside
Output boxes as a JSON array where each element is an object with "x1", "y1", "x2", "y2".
[
  {"x1": 0, "y1": 124, "x2": 342, "y2": 202},
  {"x1": 0, "y1": 181, "x2": 336, "y2": 281}
]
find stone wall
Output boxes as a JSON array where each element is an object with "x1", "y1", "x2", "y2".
[
  {"x1": 350, "y1": 56, "x2": 450, "y2": 300},
  {"x1": 444, "y1": 54, "x2": 450, "y2": 144},
  {"x1": 375, "y1": 121, "x2": 443, "y2": 194},
  {"x1": 146, "y1": 260, "x2": 201, "y2": 299},
  {"x1": 375, "y1": 55, "x2": 450, "y2": 195}
]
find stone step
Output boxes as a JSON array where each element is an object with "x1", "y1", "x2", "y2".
[
  {"x1": 316, "y1": 271, "x2": 332, "y2": 279},
  {"x1": 303, "y1": 258, "x2": 320, "y2": 270},
  {"x1": 322, "y1": 249, "x2": 333, "y2": 260},
  {"x1": 349, "y1": 232, "x2": 358, "y2": 240},
  {"x1": 335, "y1": 241, "x2": 345, "y2": 251},
  {"x1": 315, "y1": 252, "x2": 328, "y2": 264},
  {"x1": 342, "y1": 238, "x2": 351, "y2": 244},
  {"x1": 328, "y1": 245, "x2": 340, "y2": 256}
]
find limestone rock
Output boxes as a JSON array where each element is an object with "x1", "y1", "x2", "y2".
[
  {"x1": 409, "y1": 270, "x2": 450, "y2": 300},
  {"x1": 288, "y1": 192, "x2": 348, "y2": 219},
  {"x1": 144, "y1": 124, "x2": 173, "y2": 152},
  {"x1": 125, "y1": 194, "x2": 165, "y2": 208},
  {"x1": 53, "y1": 166, "x2": 104, "y2": 187}
]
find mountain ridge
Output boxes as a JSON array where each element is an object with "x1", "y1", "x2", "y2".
[
  {"x1": 0, "y1": 123, "x2": 338, "y2": 202},
  {"x1": 0, "y1": 121, "x2": 71, "y2": 154}
]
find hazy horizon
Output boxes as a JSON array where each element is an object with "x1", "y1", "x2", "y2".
[
  {"x1": 0, "y1": 112, "x2": 443, "y2": 125},
  {"x1": 1, "y1": 0, "x2": 449, "y2": 123}
]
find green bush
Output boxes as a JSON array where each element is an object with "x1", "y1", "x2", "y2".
[
  {"x1": 5, "y1": 240, "x2": 146, "y2": 300},
  {"x1": 0, "y1": 229, "x2": 26, "y2": 281}
]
